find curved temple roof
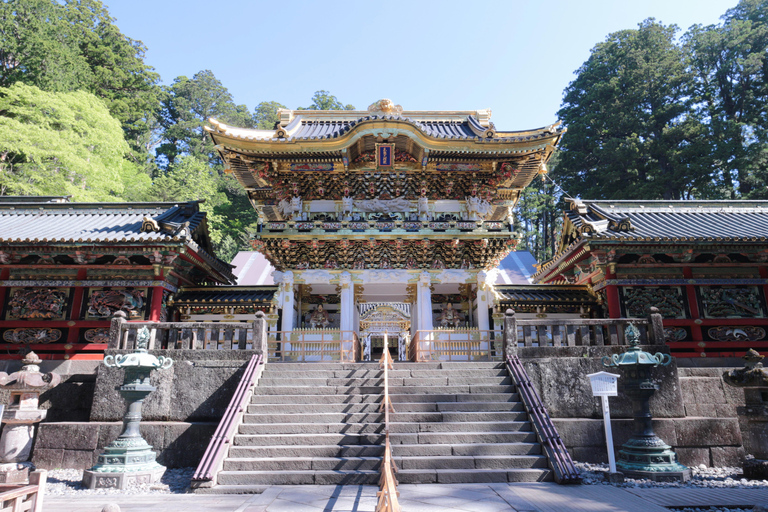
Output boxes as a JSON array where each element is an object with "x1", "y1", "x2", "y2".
[{"x1": 205, "y1": 101, "x2": 564, "y2": 158}]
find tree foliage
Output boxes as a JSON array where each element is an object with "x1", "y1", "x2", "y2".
[
  {"x1": 157, "y1": 70, "x2": 253, "y2": 169},
  {"x1": 557, "y1": 19, "x2": 710, "y2": 201},
  {"x1": 254, "y1": 100, "x2": 287, "y2": 129},
  {"x1": 0, "y1": 0, "x2": 162, "y2": 162},
  {"x1": 0, "y1": 82, "x2": 149, "y2": 200},
  {"x1": 299, "y1": 90, "x2": 355, "y2": 111}
]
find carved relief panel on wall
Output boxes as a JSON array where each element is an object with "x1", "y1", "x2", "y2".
[
  {"x1": 84, "y1": 287, "x2": 147, "y2": 319},
  {"x1": 699, "y1": 286, "x2": 765, "y2": 318},
  {"x1": 620, "y1": 287, "x2": 686, "y2": 319},
  {"x1": 6, "y1": 287, "x2": 70, "y2": 320}
]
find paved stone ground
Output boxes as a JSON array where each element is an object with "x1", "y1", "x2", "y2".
[{"x1": 43, "y1": 483, "x2": 768, "y2": 511}]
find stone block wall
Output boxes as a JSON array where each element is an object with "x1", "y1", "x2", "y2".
[
  {"x1": 518, "y1": 347, "x2": 746, "y2": 467},
  {"x1": 30, "y1": 350, "x2": 254, "y2": 469},
  {"x1": 32, "y1": 422, "x2": 216, "y2": 470}
]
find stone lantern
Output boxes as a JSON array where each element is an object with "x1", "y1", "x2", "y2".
[
  {"x1": 0, "y1": 351, "x2": 61, "y2": 483},
  {"x1": 83, "y1": 327, "x2": 173, "y2": 489},
  {"x1": 722, "y1": 349, "x2": 768, "y2": 479},
  {"x1": 603, "y1": 324, "x2": 691, "y2": 482}
]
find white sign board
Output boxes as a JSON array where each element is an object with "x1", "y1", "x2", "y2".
[
  {"x1": 587, "y1": 371, "x2": 619, "y2": 397},
  {"x1": 586, "y1": 371, "x2": 620, "y2": 473}
]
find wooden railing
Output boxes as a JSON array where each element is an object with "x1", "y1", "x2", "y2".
[
  {"x1": 506, "y1": 355, "x2": 580, "y2": 484},
  {"x1": 376, "y1": 333, "x2": 401, "y2": 512},
  {"x1": 408, "y1": 330, "x2": 503, "y2": 362},
  {"x1": 191, "y1": 354, "x2": 264, "y2": 488},
  {"x1": 267, "y1": 330, "x2": 360, "y2": 362},
  {"x1": 0, "y1": 470, "x2": 47, "y2": 512},
  {"x1": 109, "y1": 311, "x2": 269, "y2": 352}
]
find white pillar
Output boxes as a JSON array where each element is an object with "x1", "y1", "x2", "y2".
[
  {"x1": 476, "y1": 270, "x2": 490, "y2": 332},
  {"x1": 339, "y1": 271, "x2": 355, "y2": 333},
  {"x1": 280, "y1": 271, "x2": 295, "y2": 332},
  {"x1": 417, "y1": 271, "x2": 434, "y2": 332}
]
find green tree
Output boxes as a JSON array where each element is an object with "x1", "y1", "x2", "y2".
[
  {"x1": 0, "y1": 82, "x2": 150, "y2": 200},
  {"x1": 685, "y1": 0, "x2": 768, "y2": 198},
  {"x1": 0, "y1": 0, "x2": 162, "y2": 165},
  {"x1": 299, "y1": 90, "x2": 354, "y2": 111},
  {"x1": 254, "y1": 100, "x2": 287, "y2": 129},
  {"x1": 514, "y1": 169, "x2": 563, "y2": 263},
  {"x1": 157, "y1": 70, "x2": 253, "y2": 169},
  {"x1": 556, "y1": 19, "x2": 711, "y2": 200}
]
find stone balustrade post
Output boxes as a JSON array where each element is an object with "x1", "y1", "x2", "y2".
[
  {"x1": 503, "y1": 309, "x2": 517, "y2": 358},
  {"x1": 253, "y1": 311, "x2": 268, "y2": 356},
  {"x1": 648, "y1": 306, "x2": 664, "y2": 345},
  {"x1": 108, "y1": 311, "x2": 128, "y2": 349}
]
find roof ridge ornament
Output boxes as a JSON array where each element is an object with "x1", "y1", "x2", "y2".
[{"x1": 368, "y1": 99, "x2": 403, "y2": 116}]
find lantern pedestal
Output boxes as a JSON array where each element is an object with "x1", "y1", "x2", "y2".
[
  {"x1": 603, "y1": 323, "x2": 691, "y2": 482},
  {"x1": 82, "y1": 328, "x2": 173, "y2": 490}
]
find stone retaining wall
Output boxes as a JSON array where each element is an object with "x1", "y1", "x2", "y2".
[
  {"x1": 32, "y1": 422, "x2": 216, "y2": 470},
  {"x1": 518, "y1": 347, "x2": 746, "y2": 467}
]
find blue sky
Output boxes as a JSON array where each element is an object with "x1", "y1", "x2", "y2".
[{"x1": 107, "y1": 0, "x2": 737, "y2": 130}]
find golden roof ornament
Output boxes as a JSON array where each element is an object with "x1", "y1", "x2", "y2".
[{"x1": 368, "y1": 99, "x2": 403, "y2": 116}]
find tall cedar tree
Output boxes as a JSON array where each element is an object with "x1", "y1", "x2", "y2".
[
  {"x1": 556, "y1": 19, "x2": 710, "y2": 200},
  {"x1": 685, "y1": 0, "x2": 768, "y2": 198}
]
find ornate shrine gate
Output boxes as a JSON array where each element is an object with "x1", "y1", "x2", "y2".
[{"x1": 358, "y1": 303, "x2": 410, "y2": 361}]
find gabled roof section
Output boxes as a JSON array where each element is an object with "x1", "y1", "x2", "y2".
[
  {"x1": 562, "y1": 199, "x2": 768, "y2": 242},
  {"x1": 172, "y1": 286, "x2": 278, "y2": 305},
  {"x1": 534, "y1": 199, "x2": 768, "y2": 282},
  {"x1": 495, "y1": 285, "x2": 598, "y2": 306},
  {"x1": 0, "y1": 199, "x2": 236, "y2": 284}
]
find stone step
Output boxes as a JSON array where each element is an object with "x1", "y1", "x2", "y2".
[
  {"x1": 392, "y1": 442, "x2": 542, "y2": 457},
  {"x1": 249, "y1": 392, "x2": 516, "y2": 404},
  {"x1": 260, "y1": 368, "x2": 509, "y2": 379},
  {"x1": 389, "y1": 393, "x2": 516, "y2": 403},
  {"x1": 394, "y1": 454, "x2": 548, "y2": 470},
  {"x1": 257, "y1": 376, "x2": 512, "y2": 387},
  {"x1": 223, "y1": 456, "x2": 383, "y2": 472},
  {"x1": 262, "y1": 361, "x2": 505, "y2": 371},
  {"x1": 239, "y1": 422, "x2": 384, "y2": 435},
  {"x1": 247, "y1": 402, "x2": 383, "y2": 414},
  {"x1": 228, "y1": 445, "x2": 383, "y2": 459},
  {"x1": 250, "y1": 394, "x2": 382, "y2": 404},
  {"x1": 233, "y1": 433, "x2": 383, "y2": 446},
  {"x1": 241, "y1": 410, "x2": 528, "y2": 424},
  {"x1": 393, "y1": 401, "x2": 524, "y2": 412},
  {"x1": 389, "y1": 431, "x2": 537, "y2": 444},
  {"x1": 389, "y1": 421, "x2": 532, "y2": 434},
  {"x1": 242, "y1": 412, "x2": 384, "y2": 424},
  {"x1": 397, "y1": 468, "x2": 552, "y2": 484},
  {"x1": 216, "y1": 469, "x2": 379, "y2": 486},
  {"x1": 245, "y1": 400, "x2": 523, "y2": 414},
  {"x1": 251, "y1": 384, "x2": 514, "y2": 396}
]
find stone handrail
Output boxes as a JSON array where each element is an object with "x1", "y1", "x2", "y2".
[
  {"x1": 109, "y1": 311, "x2": 269, "y2": 353},
  {"x1": 504, "y1": 308, "x2": 664, "y2": 352}
]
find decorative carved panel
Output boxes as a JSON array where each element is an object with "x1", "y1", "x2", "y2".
[
  {"x1": 3, "y1": 328, "x2": 63, "y2": 344},
  {"x1": 83, "y1": 328, "x2": 111, "y2": 343},
  {"x1": 621, "y1": 287, "x2": 686, "y2": 318},
  {"x1": 699, "y1": 286, "x2": 765, "y2": 318},
  {"x1": 85, "y1": 288, "x2": 147, "y2": 319},
  {"x1": 707, "y1": 326, "x2": 766, "y2": 341},
  {"x1": 6, "y1": 288, "x2": 69, "y2": 320}
]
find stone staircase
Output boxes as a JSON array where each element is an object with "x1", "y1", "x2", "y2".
[{"x1": 213, "y1": 361, "x2": 550, "y2": 490}]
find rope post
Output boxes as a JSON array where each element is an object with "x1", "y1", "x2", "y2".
[
  {"x1": 108, "y1": 311, "x2": 128, "y2": 349},
  {"x1": 504, "y1": 309, "x2": 517, "y2": 357},
  {"x1": 648, "y1": 307, "x2": 664, "y2": 345},
  {"x1": 253, "y1": 311, "x2": 268, "y2": 355}
]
